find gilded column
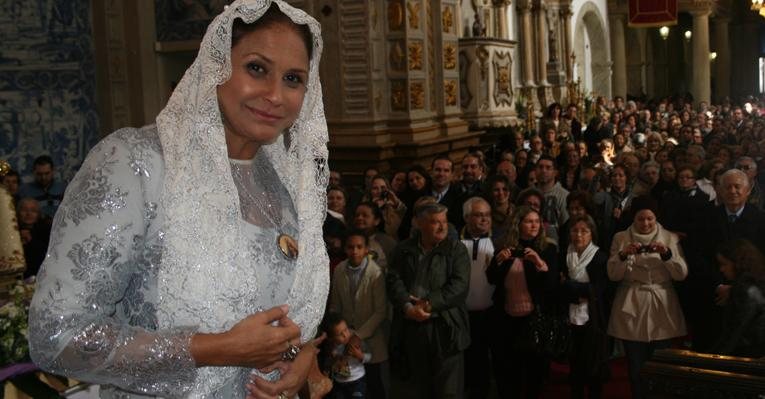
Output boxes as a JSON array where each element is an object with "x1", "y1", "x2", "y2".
[
  {"x1": 609, "y1": 13, "x2": 627, "y2": 99},
  {"x1": 714, "y1": 17, "x2": 730, "y2": 101},
  {"x1": 517, "y1": 0, "x2": 536, "y2": 87},
  {"x1": 691, "y1": 9, "x2": 711, "y2": 104}
]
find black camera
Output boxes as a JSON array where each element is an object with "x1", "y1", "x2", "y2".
[
  {"x1": 380, "y1": 191, "x2": 389, "y2": 199},
  {"x1": 510, "y1": 248, "x2": 526, "y2": 258},
  {"x1": 637, "y1": 244, "x2": 653, "y2": 254}
]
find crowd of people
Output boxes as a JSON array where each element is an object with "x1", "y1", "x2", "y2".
[
  {"x1": 2, "y1": 155, "x2": 61, "y2": 278},
  {"x1": 7, "y1": 94, "x2": 765, "y2": 398},
  {"x1": 320, "y1": 96, "x2": 765, "y2": 399}
]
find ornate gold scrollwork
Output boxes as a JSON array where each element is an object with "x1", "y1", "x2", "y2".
[
  {"x1": 391, "y1": 80, "x2": 407, "y2": 111},
  {"x1": 442, "y1": 6, "x2": 454, "y2": 33},
  {"x1": 407, "y1": 1, "x2": 421, "y2": 29},
  {"x1": 493, "y1": 51, "x2": 513, "y2": 107},
  {"x1": 444, "y1": 79, "x2": 458, "y2": 106},
  {"x1": 410, "y1": 81, "x2": 425, "y2": 109},
  {"x1": 408, "y1": 41, "x2": 423, "y2": 70},
  {"x1": 388, "y1": 0, "x2": 404, "y2": 31},
  {"x1": 444, "y1": 42, "x2": 457, "y2": 69}
]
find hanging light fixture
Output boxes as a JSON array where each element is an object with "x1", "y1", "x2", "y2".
[{"x1": 752, "y1": 0, "x2": 765, "y2": 18}]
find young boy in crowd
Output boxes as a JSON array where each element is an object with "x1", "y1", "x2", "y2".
[
  {"x1": 329, "y1": 230, "x2": 389, "y2": 399},
  {"x1": 323, "y1": 311, "x2": 371, "y2": 399}
]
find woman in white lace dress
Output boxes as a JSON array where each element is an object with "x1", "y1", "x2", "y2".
[{"x1": 28, "y1": 1, "x2": 329, "y2": 398}]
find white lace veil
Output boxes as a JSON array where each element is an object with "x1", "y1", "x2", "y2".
[{"x1": 155, "y1": 0, "x2": 328, "y2": 347}]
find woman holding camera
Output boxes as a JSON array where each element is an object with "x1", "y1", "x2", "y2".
[
  {"x1": 364, "y1": 175, "x2": 406, "y2": 240},
  {"x1": 487, "y1": 206, "x2": 559, "y2": 399},
  {"x1": 607, "y1": 196, "x2": 687, "y2": 399}
]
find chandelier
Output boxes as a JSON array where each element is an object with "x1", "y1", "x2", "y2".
[{"x1": 753, "y1": 0, "x2": 765, "y2": 18}]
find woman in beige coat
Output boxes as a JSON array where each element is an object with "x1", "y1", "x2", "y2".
[
  {"x1": 607, "y1": 196, "x2": 687, "y2": 399},
  {"x1": 330, "y1": 231, "x2": 389, "y2": 398}
]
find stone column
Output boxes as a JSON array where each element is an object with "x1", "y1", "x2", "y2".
[
  {"x1": 609, "y1": 13, "x2": 627, "y2": 99},
  {"x1": 714, "y1": 17, "x2": 730, "y2": 101},
  {"x1": 534, "y1": 1, "x2": 549, "y2": 85},
  {"x1": 560, "y1": 5, "x2": 573, "y2": 82},
  {"x1": 691, "y1": 10, "x2": 711, "y2": 104},
  {"x1": 517, "y1": 0, "x2": 536, "y2": 87},
  {"x1": 492, "y1": 0, "x2": 512, "y2": 40}
]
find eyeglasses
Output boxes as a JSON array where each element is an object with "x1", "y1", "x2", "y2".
[
  {"x1": 471, "y1": 212, "x2": 491, "y2": 218},
  {"x1": 737, "y1": 165, "x2": 756, "y2": 171}
]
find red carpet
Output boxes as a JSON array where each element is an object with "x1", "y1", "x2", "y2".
[{"x1": 541, "y1": 358, "x2": 631, "y2": 398}]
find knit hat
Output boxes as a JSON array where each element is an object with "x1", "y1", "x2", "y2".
[{"x1": 630, "y1": 195, "x2": 658, "y2": 215}]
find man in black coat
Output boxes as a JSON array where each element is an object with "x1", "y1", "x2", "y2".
[
  {"x1": 430, "y1": 155, "x2": 466, "y2": 231},
  {"x1": 688, "y1": 168, "x2": 765, "y2": 351}
]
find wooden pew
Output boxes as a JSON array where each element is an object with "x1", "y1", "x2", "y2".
[{"x1": 641, "y1": 349, "x2": 765, "y2": 398}]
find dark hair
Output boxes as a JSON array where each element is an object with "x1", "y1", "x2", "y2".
[
  {"x1": 344, "y1": 229, "x2": 369, "y2": 247},
  {"x1": 3, "y1": 169, "x2": 19, "y2": 179},
  {"x1": 355, "y1": 202, "x2": 386, "y2": 233},
  {"x1": 407, "y1": 165, "x2": 433, "y2": 191},
  {"x1": 546, "y1": 102, "x2": 562, "y2": 118},
  {"x1": 717, "y1": 239, "x2": 765, "y2": 283},
  {"x1": 516, "y1": 187, "x2": 545, "y2": 214},
  {"x1": 568, "y1": 215, "x2": 598, "y2": 244},
  {"x1": 231, "y1": 4, "x2": 313, "y2": 60},
  {"x1": 33, "y1": 155, "x2": 54, "y2": 168},
  {"x1": 536, "y1": 154, "x2": 557, "y2": 168},
  {"x1": 327, "y1": 184, "x2": 347, "y2": 200},
  {"x1": 321, "y1": 311, "x2": 347, "y2": 335},
  {"x1": 566, "y1": 190, "x2": 595, "y2": 216},
  {"x1": 322, "y1": 214, "x2": 347, "y2": 238},
  {"x1": 675, "y1": 164, "x2": 697, "y2": 179},
  {"x1": 431, "y1": 155, "x2": 453, "y2": 169}
]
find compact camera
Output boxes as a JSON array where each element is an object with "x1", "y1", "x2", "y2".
[
  {"x1": 510, "y1": 248, "x2": 526, "y2": 258},
  {"x1": 637, "y1": 244, "x2": 654, "y2": 254}
]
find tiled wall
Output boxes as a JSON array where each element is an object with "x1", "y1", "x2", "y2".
[{"x1": 0, "y1": 1, "x2": 98, "y2": 184}]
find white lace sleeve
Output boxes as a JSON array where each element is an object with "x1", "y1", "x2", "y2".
[{"x1": 28, "y1": 128, "x2": 198, "y2": 397}]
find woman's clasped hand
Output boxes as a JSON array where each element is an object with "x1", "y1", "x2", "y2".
[
  {"x1": 245, "y1": 332, "x2": 327, "y2": 399},
  {"x1": 495, "y1": 246, "x2": 548, "y2": 271}
]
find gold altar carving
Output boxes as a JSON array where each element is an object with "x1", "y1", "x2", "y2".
[
  {"x1": 408, "y1": 41, "x2": 423, "y2": 70},
  {"x1": 410, "y1": 81, "x2": 425, "y2": 109},
  {"x1": 407, "y1": 1, "x2": 421, "y2": 29},
  {"x1": 389, "y1": 40, "x2": 406, "y2": 71},
  {"x1": 444, "y1": 79, "x2": 458, "y2": 106},
  {"x1": 493, "y1": 51, "x2": 513, "y2": 107},
  {"x1": 442, "y1": 6, "x2": 454, "y2": 33},
  {"x1": 388, "y1": 1, "x2": 404, "y2": 31},
  {"x1": 391, "y1": 80, "x2": 407, "y2": 111},
  {"x1": 444, "y1": 42, "x2": 457, "y2": 69}
]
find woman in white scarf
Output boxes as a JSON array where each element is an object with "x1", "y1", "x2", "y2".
[
  {"x1": 29, "y1": 1, "x2": 329, "y2": 398},
  {"x1": 607, "y1": 196, "x2": 687, "y2": 399},
  {"x1": 562, "y1": 216, "x2": 610, "y2": 399}
]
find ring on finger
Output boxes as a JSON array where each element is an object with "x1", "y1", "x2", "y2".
[
  {"x1": 277, "y1": 392, "x2": 289, "y2": 399},
  {"x1": 281, "y1": 343, "x2": 300, "y2": 362}
]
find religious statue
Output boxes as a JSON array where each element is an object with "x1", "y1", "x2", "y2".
[{"x1": 472, "y1": 12, "x2": 486, "y2": 37}]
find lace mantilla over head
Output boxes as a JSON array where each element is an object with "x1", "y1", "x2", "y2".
[{"x1": 155, "y1": 0, "x2": 328, "y2": 390}]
